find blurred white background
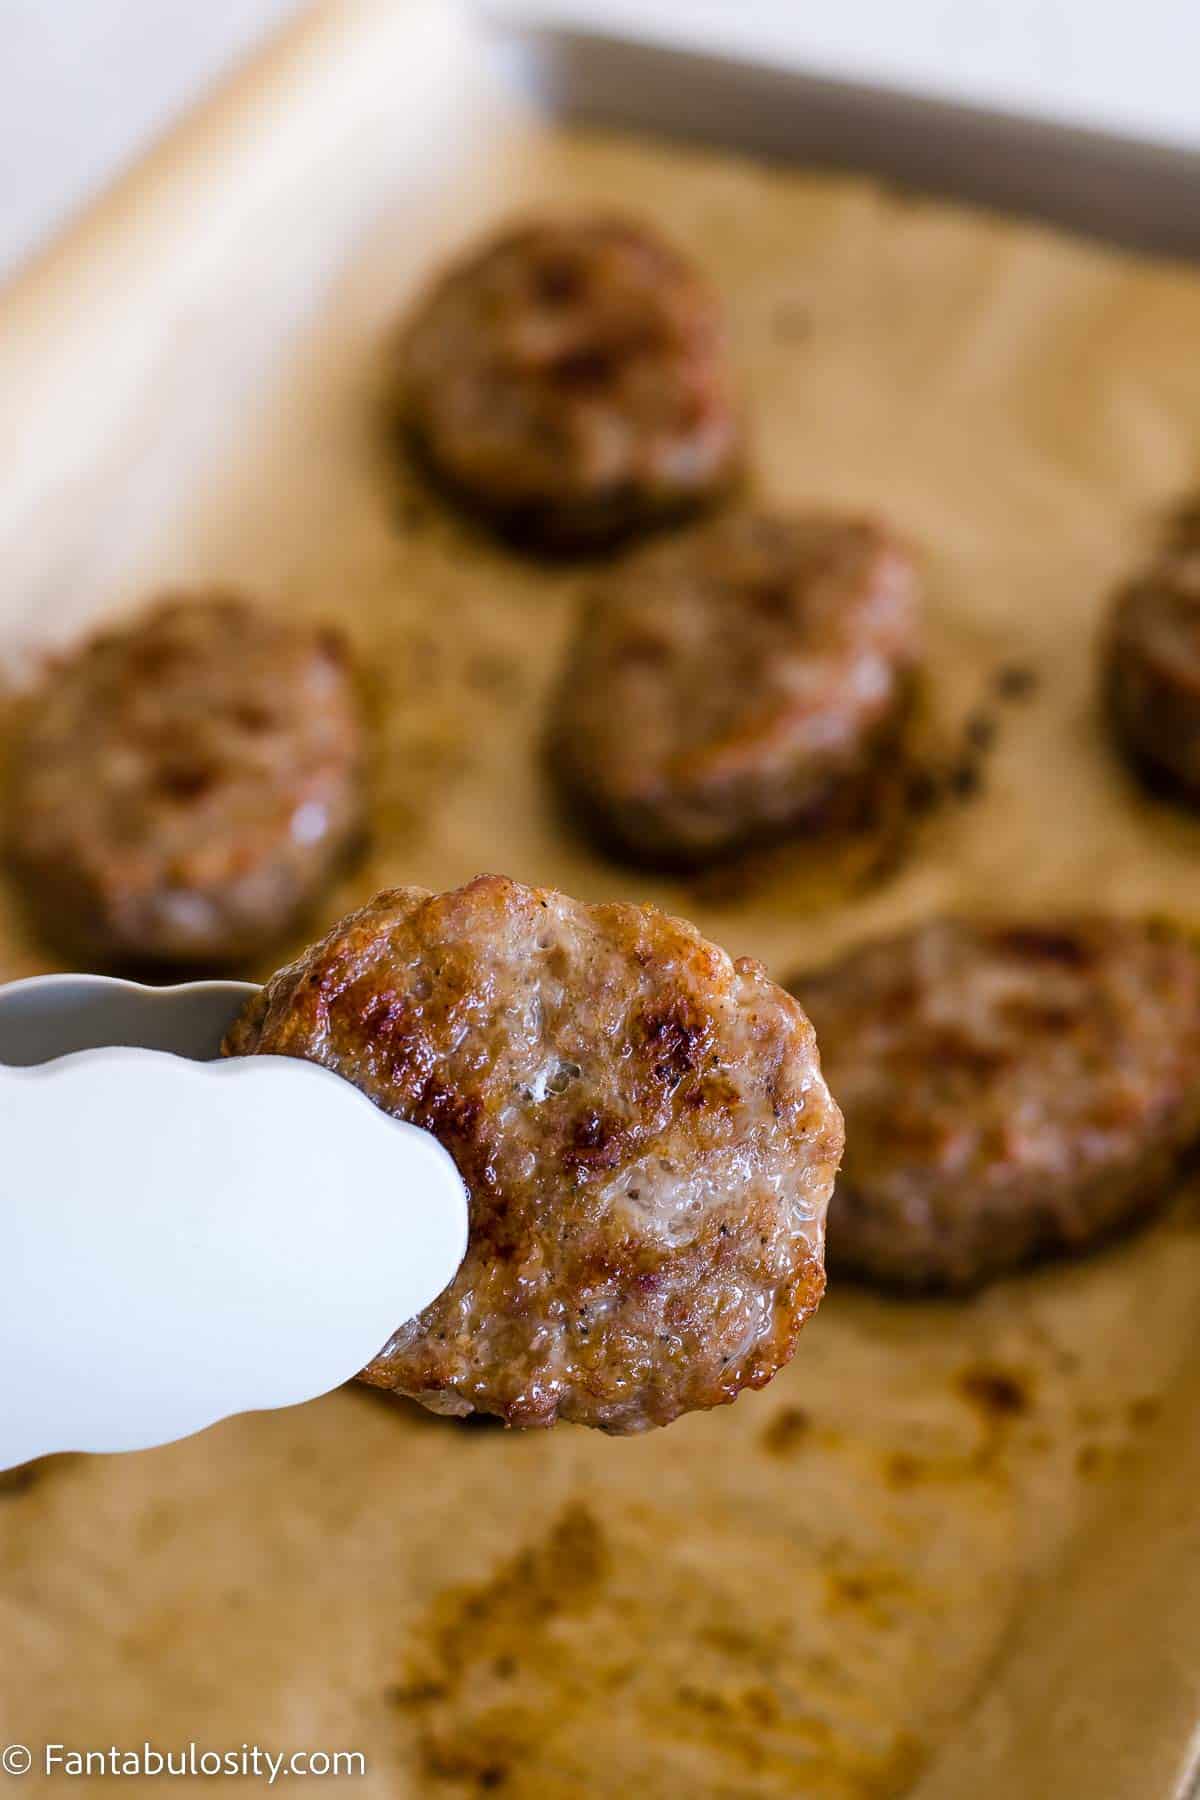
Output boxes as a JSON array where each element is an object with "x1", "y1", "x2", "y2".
[
  {"x1": 1, "y1": 0, "x2": 1197, "y2": 285},
  {"x1": 0, "y1": 0, "x2": 304, "y2": 279}
]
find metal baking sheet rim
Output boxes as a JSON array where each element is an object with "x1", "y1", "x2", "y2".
[{"x1": 484, "y1": 8, "x2": 1200, "y2": 261}]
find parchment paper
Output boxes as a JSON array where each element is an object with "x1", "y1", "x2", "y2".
[{"x1": 2, "y1": 4, "x2": 1200, "y2": 1794}]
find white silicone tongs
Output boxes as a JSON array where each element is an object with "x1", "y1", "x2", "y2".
[{"x1": 0, "y1": 973, "x2": 468, "y2": 1471}]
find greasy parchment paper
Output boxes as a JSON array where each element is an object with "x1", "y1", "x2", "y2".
[{"x1": 2, "y1": 4, "x2": 1200, "y2": 1795}]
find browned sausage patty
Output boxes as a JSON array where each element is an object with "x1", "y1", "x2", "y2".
[
  {"x1": 792, "y1": 918, "x2": 1200, "y2": 1292},
  {"x1": 394, "y1": 216, "x2": 741, "y2": 550},
  {"x1": 5, "y1": 593, "x2": 365, "y2": 965},
  {"x1": 1106, "y1": 541, "x2": 1200, "y2": 799},
  {"x1": 548, "y1": 511, "x2": 921, "y2": 864},
  {"x1": 224, "y1": 875, "x2": 843, "y2": 1431}
]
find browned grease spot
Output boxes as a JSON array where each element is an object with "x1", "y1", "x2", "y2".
[
  {"x1": 393, "y1": 1500, "x2": 928, "y2": 1795},
  {"x1": 464, "y1": 650, "x2": 523, "y2": 700},
  {"x1": 760, "y1": 1405, "x2": 812, "y2": 1457},
  {"x1": 393, "y1": 1502, "x2": 610, "y2": 1788},
  {"x1": 824, "y1": 1561, "x2": 915, "y2": 1631},
  {"x1": 882, "y1": 1440, "x2": 1017, "y2": 1490},
  {"x1": 676, "y1": 1680, "x2": 783, "y2": 1726},
  {"x1": 881, "y1": 1451, "x2": 928, "y2": 1490},
  {"x1": 900, "y1": 662, "x2": 1042, "y2": 828},
  {"x1": 993, "y1": 662, "x2": 1039, "y2": 701},
  {"x1": 1076, "y1": 1442, "x2": 1131, "y2": 1479},
  {"x1": 956, "y1": 1366, "x2": 1032, "y2": 1420}
]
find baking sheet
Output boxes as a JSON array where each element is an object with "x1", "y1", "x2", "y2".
[{"x1": 3, "y1": 3, "x2": 1200, "y2": 1794}]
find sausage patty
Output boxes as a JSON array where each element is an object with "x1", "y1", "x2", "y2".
[
  {"x1": 1106, "y1": 541, "x2": 1200, "y2": 800},
  {"x1": 394, "y1": 216, "x2": 741, "y2": 550},
  {"x1": 224, "y1": 875, "x2": 843, "y2": 1432},
  {"x1": 792, "y1": 917, "x2": 1200, "y2": 1292},
  {"x1": 548, "y1": 510, "x2": 921, "y2": 864},
  {"x1": 5, "y1": 592, "x2": 365, "y2": 965}
]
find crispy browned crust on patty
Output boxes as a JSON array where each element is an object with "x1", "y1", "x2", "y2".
[
  {"x1": 4, "y1": 593, "x2": 365, "y2": 965},
  {"x1": 225, "y1": 875, "x2": 842, "y2": 1431},
  {"x1": 394, "y1": 216, "x2": 742, "y2": 550},
  {"x1": 1106, "y1": 543, "x2": 1200, "y2": 800},
  {"x1": 548, "y1": 510, "x2": 921, "y2": 864},
  {"x1": 793, "y1": 917, "x2": 1200, "y2": 1293}
]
